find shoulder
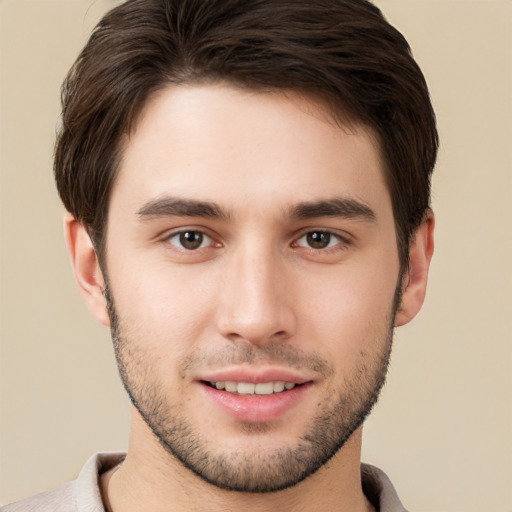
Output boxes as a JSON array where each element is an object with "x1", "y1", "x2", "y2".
[
  {"x1": 0, "y1": 482, "x2": 75, "y2": 512},
  {"x1": 361, "y1": 463, "x2": 409, "y2": 512},
  {"x1": 1, "y1": 452, "x2": 125, "y2": 512}
]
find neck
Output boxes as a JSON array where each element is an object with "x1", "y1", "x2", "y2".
[{"x1": 103, "y1": 409, "x2": 374, "y2": 512}]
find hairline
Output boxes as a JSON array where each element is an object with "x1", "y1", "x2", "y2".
[{"x1": 90, "y1": 80, "x2": 409, "y2": 274}]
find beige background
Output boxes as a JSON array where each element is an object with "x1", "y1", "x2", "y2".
[{"x1": 0, "y1": 0, "x2": 511, "y2": 510}]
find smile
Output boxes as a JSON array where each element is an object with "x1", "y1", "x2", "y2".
[
  {"x1": 207, "y1": 381, "x2": 297, "y2": 395},
  {"x1": 201, "y1": 378, "x2": 311, "y2": 422}
]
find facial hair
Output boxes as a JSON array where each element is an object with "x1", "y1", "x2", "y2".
[{"x1": 105, "y1": 282, "x2": 397, "y2": 493}]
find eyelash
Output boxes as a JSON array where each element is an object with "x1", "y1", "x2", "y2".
[
  {"x1": 166, "y1": 230, "x2": 217, "y2": 251},
  {"x1": 292, "y1": 230, "x2": 350, "y2": 252},
  {"x1": 163, "y1": 228, "x2": 351, "y2": 253}
]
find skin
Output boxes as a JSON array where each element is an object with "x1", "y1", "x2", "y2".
[{"x1": 66, "y1": 84, "x2": 434, "y2": 512}]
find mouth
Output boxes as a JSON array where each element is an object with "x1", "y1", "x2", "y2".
[
  {"x1": 203, "y1": 380, "x2": 299, "y2": 395},
  {"x1": 200, "y1": 376, "x2": 312, "y2": 422}
]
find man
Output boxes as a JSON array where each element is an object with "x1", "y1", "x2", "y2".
[{"x1": 3, "y1": 0, "x2": 437, "y2": 510}]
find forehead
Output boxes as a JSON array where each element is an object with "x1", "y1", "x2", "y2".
[{"x1": 111, "y1": 83, "x2": 390, "y2": 219}]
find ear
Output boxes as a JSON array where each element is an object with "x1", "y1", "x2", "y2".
[
  {"x1": 395, "y1": 210, "x2": 435, "y2": 327},
  {"x1": 64, "y1": 213, "x2": 110, "y2": 327}
]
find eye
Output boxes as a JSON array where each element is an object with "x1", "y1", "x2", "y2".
[
  {"x1": 167, "y1": 230, "x2": 213, "y2": 250},
  {"x1": 295, "y1": 230, "x2": 344, "y2": 250}
]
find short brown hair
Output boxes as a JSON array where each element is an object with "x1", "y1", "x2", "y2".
[{"x1": 55, "y1": 0, "x2": 438, "y2": 268}]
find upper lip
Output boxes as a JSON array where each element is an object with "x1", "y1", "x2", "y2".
[{"x1": 198, "y1": 367, "x2": 313, "y2": 385}]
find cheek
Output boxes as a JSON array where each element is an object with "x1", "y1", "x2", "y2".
[
  {"x1": 108, "y1": 259, "x2": 220, "y2": 351},
  {"x1": 296, "y1": 257, "x2": 398, "y2": 361}
]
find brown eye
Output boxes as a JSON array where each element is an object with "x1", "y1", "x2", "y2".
[
  {"x1": 306, "y1": 231, "x2": 332, "y2": 249},
  {"x1": 294, "y1": 230, "x2": 347, "y2": 251},
  {"x1": 168, "y1": 230, "x2": 210, "y2": 250}
]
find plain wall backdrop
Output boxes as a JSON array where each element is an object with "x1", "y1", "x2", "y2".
[{"x1": 0, "y1": 1, "x2": 511, "y2": 510}]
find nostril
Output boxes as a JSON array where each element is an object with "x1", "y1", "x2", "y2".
[
  {"x1": 216, "y1": 299, "x2": 297, "y2": 346},
  {"x1": 271, "y1": 330, "x2": 289, "y2": 340}
]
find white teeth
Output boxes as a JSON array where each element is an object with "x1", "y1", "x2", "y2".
[
  {"x1": 237, "y1": 382, "x2": 256, "y2": 394},
  {"x1": 255, "y1": 382, "x2": 274, "y2": 395},
  {"x1": 211, "y1": 381, "x2": 297, "y2": 395},
  {"x1": 273, "y1": 381, "x2": 285, "y2": 393},
  {"x1": 225, "y1": 381, "x2": 238, "y2": 393}
]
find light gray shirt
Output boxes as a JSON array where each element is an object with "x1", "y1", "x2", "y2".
[{"x1": 1, "y1": 453, "x2": 408, "y2": 511}]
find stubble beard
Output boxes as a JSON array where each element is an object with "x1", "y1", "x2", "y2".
[{"x1": 105, "y1": 283, "x2": 397, "y2": 493}]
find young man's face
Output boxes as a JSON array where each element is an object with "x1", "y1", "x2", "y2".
[{"x1": 76, "y1": 84, "x2": 428, "y2": 492}]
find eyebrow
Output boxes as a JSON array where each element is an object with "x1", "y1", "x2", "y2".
[
  {"x1": 137, "y1": 197, "x2": 229, "y2": 220},
  {"x1": 290, "y1": 198, "x2": 376, "y2": 222},
  {"x1": 137, "y1": 195, "x2": 376, "y2": 223}
]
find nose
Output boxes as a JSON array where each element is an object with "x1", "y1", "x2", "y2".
[{"x1": 215, "y1": 243, "x2": 297, "y2": 346}]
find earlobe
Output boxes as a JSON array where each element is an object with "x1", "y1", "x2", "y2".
[
  {"x1": 395, "y1": 210, "x2": 435, "y2": 327},
  {"x1": 64, "y1": 213, "x2": 111, "y2": 327}
]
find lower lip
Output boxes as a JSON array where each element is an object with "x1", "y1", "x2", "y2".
[{"x1": 200, "y1": 383, "x2": 311, "y2": 423}]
